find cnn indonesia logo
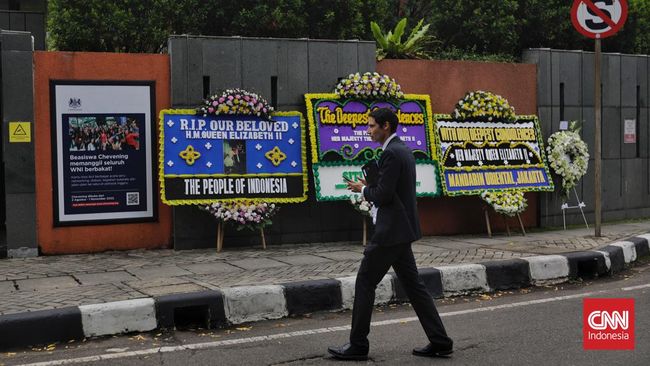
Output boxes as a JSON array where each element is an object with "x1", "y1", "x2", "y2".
[{"x1": 583, "y1": 298, "x2": 634, "y2": 350}]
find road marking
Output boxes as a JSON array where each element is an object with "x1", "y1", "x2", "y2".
[
  {"x1": 622, "y1": 283, "x2": 650, "y2": 291},
  {"x1": 15, "y1": 286, "x2": 647, "y2": 366}
]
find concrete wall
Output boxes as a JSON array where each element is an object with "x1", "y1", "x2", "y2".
[
  {"x1": 168, "y1": 35, "x2": 376, "y2": 249},
  {"x1": 33, "y1": 51, "x2": 173, "y2": 254},
  {"x1": 1, "y1": 30, "x2": 36, "y2": 257},
  {"x1": 377, "y1": 59, "x2": 539, "y2": 234},
  {"x1": 523, "y1": 49, "x2": 650, "y2": 227}
]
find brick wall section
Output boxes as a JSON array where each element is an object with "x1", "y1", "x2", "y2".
[{"x1": 33, "y1": 51, "x2": 172, "y2": 254}]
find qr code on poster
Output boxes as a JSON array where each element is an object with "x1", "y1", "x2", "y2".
[{"x1": 126, "y1": 192, "x2": 140, "y2": 206}]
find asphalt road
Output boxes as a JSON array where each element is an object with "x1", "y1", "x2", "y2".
[{"x1": 2, "y1": 260, "x2": 649, "y2": 366}]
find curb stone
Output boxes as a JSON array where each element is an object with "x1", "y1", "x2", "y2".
[
  {"x1": 482, "y1": 259, "x2": 531, "y2": 291},
  {"x1": 439, "y1": 263, "x2": 489, "y2": 294},
  {"x1": 522, "y1": 255, "x2": 569, "y2": 283},
  {"x1": 610, "y1": 241, "x2": 638, "y2": 263},
  {"x1": 80, "y1": 298, "x2": 156, "y2": 337},
  {"x1": 221, "y1": 285, "x2": 287, "y2": 324},
  {"x1": 0, "y1": 307, "x2": 84, "y2": 350},
  {"x1": 1, "y1": 234, "x2": 649, "y2": 351}
]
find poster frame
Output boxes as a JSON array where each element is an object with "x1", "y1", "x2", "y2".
[{"x1": 50, "y1": 80, "x2": 157, "y2": 226}]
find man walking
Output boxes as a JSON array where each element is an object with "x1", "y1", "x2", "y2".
[{"x1": 328, "y1": 108, "x2": 454, "y2": 360}]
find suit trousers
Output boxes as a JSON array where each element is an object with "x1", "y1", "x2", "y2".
[{"x1": 350, "y1": 243, "x2": 452, "y2": 350}]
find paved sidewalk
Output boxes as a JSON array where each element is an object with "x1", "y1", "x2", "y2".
[
  {"x1": 1, "y1": 220, "x2": 650, "y2": 350},
  {"x1": 1, "y1": 220, "x2": 649, "y2": 316}
]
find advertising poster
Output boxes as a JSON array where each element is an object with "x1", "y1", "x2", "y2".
[
  {"x1": 304, "y1": 94, "x2": 441, "y2": 201},
  {"x1": 434, "y1": 116, "x2": 554, "y2": 196},
  {"x1": 51, "y1": 81, "x2": 156, "y2": 225},
  {"x1": 159, "y1": 111, "x2": 307, "y2": 204}
]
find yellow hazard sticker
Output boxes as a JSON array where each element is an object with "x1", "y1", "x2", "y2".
[{"x1": 9, "y1": 122, "x2": 31, "y2": 142}]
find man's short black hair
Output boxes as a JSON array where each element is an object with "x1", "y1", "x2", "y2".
[{"x1": 369, "y1": 107, "x2": 398, "y2": 133}]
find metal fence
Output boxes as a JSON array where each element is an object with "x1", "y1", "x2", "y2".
[
  {"x1": 0, "y1": 10, "x2": 44, "y2": 50},
  {"x1": 524, "y1": 49, "x2": 650, "y2": 227}
]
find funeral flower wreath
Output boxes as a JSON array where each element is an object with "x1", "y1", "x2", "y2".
[
  {"x1": 197, "y1": 88, "x2": 281, "y2": 231},
  {"x1": 453, "y1": 90, "x2": 516, "y2": 122},
  {"x1": 198, "y1": 88, "x2": 274, "y2": 120},
  {"x1": 480, "y1": 190, "x2": 528, "y2": 217},
  {"x1": 335, "y1": 72, "x2": 404, "y2": 99},
  {"x1": 546, "y1": 130, "x2": 589, "y2": 197},
  {"x1": 205, "y1": 201, "x2": 279, "y2": 231}
]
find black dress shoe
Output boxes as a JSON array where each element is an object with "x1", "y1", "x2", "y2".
[
  {"x1": 412, "y1": 343, "x2": 453, "y2": 358},
  {"x1": 327, "y1": 343, "x2": 369, "y2": 361}
]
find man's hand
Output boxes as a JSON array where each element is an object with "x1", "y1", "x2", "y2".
[{"x1": 346, "y1": 177, "x2": 366, "y2": 193}]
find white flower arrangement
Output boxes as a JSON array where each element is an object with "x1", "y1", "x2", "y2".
[
  {"x1": 335, "y1": 72, "x2": 404, "y2": 99},
  {"x1": 205, "y1": 201, "x2": 278, "y2": 231},
  {"x1": 453, "y1": 90, "x2": 516, "y2": 122},
  {"x1": 350, "y1": 194, "x2": 373, "y2": 217},
  {"x1": 480, "y1": 191, "x2": 527, "y2": 217},
  {"x1": 546, "y1": 130, "x2": 589, "y2": 197},
  {"x1": 198, "y1": 88, "x2": 274, "y2": 120}
]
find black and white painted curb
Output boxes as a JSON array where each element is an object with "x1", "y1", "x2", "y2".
[{"x1": 1, "y1": 234, "x2": 649, "y2": 350}]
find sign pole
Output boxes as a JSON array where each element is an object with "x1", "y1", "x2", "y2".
[
  {"x1": 571, "y1": 0, "x2": 627, "y2": 237},
  {"x1": 594, "y1": 38, "x2": 602, "y2": 237}
]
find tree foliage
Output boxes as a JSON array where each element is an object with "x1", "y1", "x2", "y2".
[
  {"x1": 48, "y1": 0, "x2": 650, "y2": 59},
  {"x1": 371, "y1": 18, "x2": 435, "y2": 60},
  {"x1": 431, "y1": 0, "x2": 520, "y2": 56},
  {"x1": 48, "y1": 0, "x2": 211, "y2": 52},
  {"x1": 631, "y1": 0, "x2": 650, "y2": 54},
  {"x1": 516, "y1": 0, "x2": 587, "y2": 51},
  {"x1": 48, "y1": 0, "x2": 391, "y2": 52}
]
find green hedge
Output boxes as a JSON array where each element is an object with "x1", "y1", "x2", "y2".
[{"x1": 48, "y1": 0, "x2": 650, "y2": 59}]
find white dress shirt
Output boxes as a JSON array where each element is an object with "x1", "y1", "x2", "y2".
[{"x1": 364, "y1": 133, "x2": 397, "y2": 224}]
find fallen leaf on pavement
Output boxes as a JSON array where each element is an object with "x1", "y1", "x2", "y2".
[
  {"x1": 129, "y1": 335, "x2": 146, "y2": 341},
  {"x1": 236, "y1": 326, "x2": 252, "y2": 331}
]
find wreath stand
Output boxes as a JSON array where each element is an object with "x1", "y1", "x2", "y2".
[
  {"x1": 561, "y1": 187, "x2": 589, "y2": 230},
  {"x1": 216, "y1": 222, "x2": 266, "y2": 252},
  {"x1": 483, "y1": 205, "x2": 526, "y2": 237}
]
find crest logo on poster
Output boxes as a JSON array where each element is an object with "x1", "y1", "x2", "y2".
[{"x1": 69, "y1": 98, "x2": 81, "y2": 109}]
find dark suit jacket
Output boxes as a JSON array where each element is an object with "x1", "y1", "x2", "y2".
[{"x1": 363, "y1": 137, "x2": 422, "y2": 246}]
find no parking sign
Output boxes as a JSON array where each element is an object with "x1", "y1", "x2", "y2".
[
  {"x1": 570, "y1": 1, "x2": 628, "y2": 237},
  {"x1": 571, "y1": 0, "x2": 628, "y2": 39}
]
